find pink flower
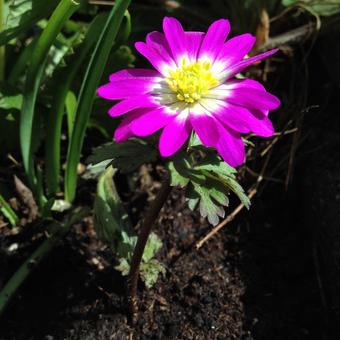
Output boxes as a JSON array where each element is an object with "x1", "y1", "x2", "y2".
[{"x1": 97, "y1": 17, "x2": 280, "y2": 167}]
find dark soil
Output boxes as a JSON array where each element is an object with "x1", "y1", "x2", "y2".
[{"x1": 0, "y1": 171, "x2": 335, "y2": 339}]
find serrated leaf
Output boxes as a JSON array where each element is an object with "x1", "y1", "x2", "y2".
[
  {"x1": 195, "y1": 154, "x2": 236, "y2": 175},
  {"x1": 192, "y1": 183, "x2": 225, "y2": 225},
  {"x1": 217, "y1": 174, "x2": 250, "y2": 209},
  {"x1": 140, "y1": 259, "x2": 166, "y2": 289},
  {"x1": 187, "y1": 197, "x2": 199, "y2": 211},
  {"x1": 167, "y1": 160, "x2": 190, "y2": 187},
  {"x1": 209, "y1": 186, "x2": 229, "y2": 207},
  {"x1": 115, "y1": 231, "x2": 164, "y2": 288},
  {"x1": 115, "y1": 258, "x2": 130, "y2": 276},
  {"x1": 142, "y1": 232, "x2": 162, "y2": 263},
  {"x1": 169, "y1": 151, "x2": 250, "y2": 225},
  {"x1": 87, "y1": 139, "x2": 158, "y2": 173}
]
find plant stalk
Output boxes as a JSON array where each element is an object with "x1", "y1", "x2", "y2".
[{"x1": 127, "y1": 174, "x2": 172, "y2": 323}]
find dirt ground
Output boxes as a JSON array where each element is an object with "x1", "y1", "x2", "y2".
[{"x1": 1, "y1": 169, "x2": 336, "y2": 339}]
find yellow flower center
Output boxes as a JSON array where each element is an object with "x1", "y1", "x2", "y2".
[{"x1": 166, "y1": 59, "x2": 219, "y2": 104}]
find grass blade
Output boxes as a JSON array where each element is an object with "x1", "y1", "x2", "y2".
[
  {"x1": 0, "y1": 194, "x2": 18, "y2": 227},
  {"x1": 44, "y1": 13, "x2": 108, "y2": 196},
  {"x1": 64, "y1": 0, "x2": 131, "y2": 203},
  {"x1": 65, "y1": 90, "x2": 77, "y2": 139},
  {"x1": 20, "y1": 0, "x2": 80, "y2": 202}
]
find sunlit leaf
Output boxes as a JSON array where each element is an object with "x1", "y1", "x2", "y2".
[{"x1": 0, "y1": 0, "x2": 59, "y2": 45}]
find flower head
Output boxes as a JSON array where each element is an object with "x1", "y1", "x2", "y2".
[{"x1": 97, "y1": 17, "x2": 280, "y2": 167}]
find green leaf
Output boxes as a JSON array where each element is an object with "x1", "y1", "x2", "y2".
[
  {"x1": 65, "y1": 90, "x2": 77, "y2": 139},
  {"x1": 167, "y1": 151, "x2": 250, "y2": 225},
  {"x1": 0, "y1": 93, "x2": 22, "y2": 110},
  {"x1": 167, "y1": 160, "x2": 190, "y2": 187},
  {"x1": 8, "y1": 38, "x2": 36, "y2": 86},
  {"x1": 0, "y1": 0, "x2": 60, "y2": 45},
  {"x1": 20, "y1": 0, "x2": 80, "y2": 206},
  {"x1": 64, "y1": 0, "x2": 131, "y2": 203},
  {"x1": 114, "y1": 258, "x2": 130, "y2": 276},
  {"x1": 191, "y1": 182, "x2": 226, "y2": 226},
  {"x1": 140, "y1": 259, "x2": 166, "y2": 289},
  {"x1": 93, "y1": 161, "x2": 164, "y2": 288},
  {"x1": 0, "y1": 193, "x2": 18, "y2": 227},
  {"x1": 142, "y1": 232, "x2": 163, "y2": 263},
  {"x1": 195, "y1": 155, "x2": 237, "y2": 175},
  {"x1": 212, "y1": 173, "x2": 250, "y2": 209},
  {"x1": 282, "y1": 0, "x2": 340, "y2": 16},
  {"x1": 43, "y1": 29, "x2": 85, "y2": 81},
  {"x1": 94, "y1": 166, "x2": 132, "y2": 251},
  {"x1": 115, "y1": 232, "x2": 164, "y2": 288},
  {"x1": 87, "y1": 139, "x2": 158, "y2": 173},
  {"x1": 44, "y1": 13, "x2": 108, "y2": 196}
]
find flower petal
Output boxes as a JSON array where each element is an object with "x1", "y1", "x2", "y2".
[
  {"x1": 213, "y1": 33, "x2": 256, "y2": 74},
  {"x1": 130, "y1": 107, "x2": 174, "y2": 137},
  {"x1": 227, "y1": 86, "x2": 281, "y2": 111},
  {"x1": 108, "y1": 95, "x2": 158, "y2": 117},
  {"x1": 198, "y1": 19, "x2": 230, "y2": 62},
  {"x1": 163, "y1": 17, "x2": 187, "y2": 64},
  {"x1": 199, "y1": 99, "x2": 250, "y2": 134},
  {"x1": 114, "y1": 110, "x2": 145, "y2": 142},
  {"x1": 159, "y1": 110, "x2": 191, "y2": 157},
  {"x1": 215, "y1": 121, "x2": 245, "y2": 167},
  {"x1": 215, "y1": 102, "x2": 274, "y2": 137},
  {"x1": 97, "y1": 78, "x2": 158, "y2": 100},
  {"x1": 185, "y1": 31, "x2": 204, "y2": 62},
  {"x1": 109, "y1": 68, "x2": 160, "y2": 82},
  {"x1": 145, "y1": 31, "x2": 177, "y2": 74},
  {"x1": 190, "y1": 104, "x2": 219, "y2": 146},
  {"x1": 135, "y1": 41, "x2": 174, "y2": 75},
  {"x1": 220, "y1": 48, "x2": 279, "y2": 80}
]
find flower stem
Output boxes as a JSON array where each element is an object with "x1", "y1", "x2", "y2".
[{"x1": 127, "y1": 174, "x2": 172, "y2": 323}]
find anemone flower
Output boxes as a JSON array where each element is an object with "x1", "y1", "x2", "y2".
[{"x1": 97, "y1": 17, "x2": 280, "y2": 167}]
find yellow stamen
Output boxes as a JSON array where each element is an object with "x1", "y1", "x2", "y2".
[{"x1": 165, "y1": 58, "x2": 219, "y2": 104}]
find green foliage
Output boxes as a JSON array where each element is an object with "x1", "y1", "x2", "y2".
[
  {"x1": 114, "y1": 232, "x2": 165, "y2": 288},
  {"x1": 94, "y1": 166, "x2": 165, "y2": 288},
  {"x1": 94, "y1": 165, "x2": 132, "y2": 248},
  {"x1": 64, "y1": 0, "x2": 131, "y2": 203},
  {"x1": 0, "y1": 0, "x2": 59, "y2": 45},
  {"x1": 0, "y1": 93, "x2": 22, "y2": 109},
  {"x1": 87, "y1": 139, "x2": 158, "y2": 173},
  {"x1": 20, "y1": 0, "x2": 80, "y2": 207},
  {"x1": 44, "y1": 13, "x2": 109, "y2": 196},
  {"x1": 282, "y1": 0, "x2": 340, "y2": 16},
  {"x1": 0, "y1": 193, "x2": 18, "y2": 227},
  {"x1": 167, "y1": 151, "x2": 250, "y2": 225}
]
